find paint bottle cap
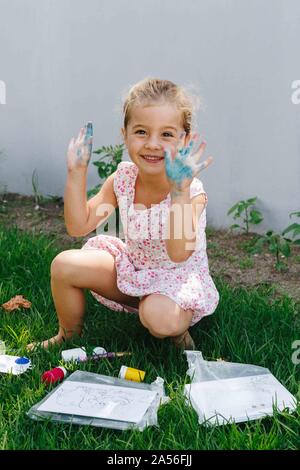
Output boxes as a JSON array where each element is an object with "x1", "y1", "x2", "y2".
[
  {"x1": 92, "y1": 347, "x2": 106, "y2": 356},
  {"x1": 61, "y1": 347, "x2": 87, "y2": 362},
  {"x1": 119, "y1": 365, "x2": 145, "y2": 382},
  {"x1": 119, "y1": 365, "x2": 127, "y2": 379},
  {"x1": 15, "y1": 356, "x2": 30, "y2": 365}
]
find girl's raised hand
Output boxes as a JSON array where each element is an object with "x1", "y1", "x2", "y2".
[
  {"x1": 67, "y1": 122, "x2": 93, "y2": 171},
  {"x1": 164, "y1": 132, "x2": 213, "y2": 193}
]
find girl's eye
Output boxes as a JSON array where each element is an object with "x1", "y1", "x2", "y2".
[{"x1": 135, "y1": 130, "x2": 174, "y2": 137}]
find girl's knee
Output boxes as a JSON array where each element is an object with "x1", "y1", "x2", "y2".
[
  {"x1": 50, "y1": 250, "x2": 78, "y2": 281},
  {"x1": 151, "y1": 319, "x2": 183, "y2": 337},
  {"x1": 139, "y1": 294, "x2": 184, "y2": 336}
]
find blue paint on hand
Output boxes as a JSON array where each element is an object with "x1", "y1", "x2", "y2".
[
  {"x1": 85, "y1": 121, "x2": 93, "y2": 156},
  {"x1": 164, "y1": 133, "x2": 212, "y2": 191},
  {"x1": 86, "y1": 121, "x2": 93, "y2": 138},
  {"x1": 165, "y1": 149, "x2": 193, "y2": 185}
]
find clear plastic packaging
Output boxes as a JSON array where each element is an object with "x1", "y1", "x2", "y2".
[
  {"x1": 183, "y1": 351, "x2": 297, "y2": 426},
  {"x1": 27, "y1": 370, "x2": 169, "y2": 431}
]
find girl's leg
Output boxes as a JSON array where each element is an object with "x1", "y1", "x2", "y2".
[
  {"x1": 27, "y1": 249, "x2": 140, "y2": 350},
  {"x1": 138, "y1": 293, "x2": 194, "y2": 347}
]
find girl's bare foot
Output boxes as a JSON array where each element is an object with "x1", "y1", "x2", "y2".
[{"x1": 26, "y1": 334, "x2": 66, "y2": 351}]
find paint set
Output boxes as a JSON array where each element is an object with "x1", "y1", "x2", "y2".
[{"x1": 0, "y1": 339, "x2": 145, "y2": 386}]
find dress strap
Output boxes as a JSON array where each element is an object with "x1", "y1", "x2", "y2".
[{"x1": 113, "y1": 161, "x2": 136, "y2": 203}]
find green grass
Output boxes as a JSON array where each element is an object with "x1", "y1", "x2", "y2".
[
  {"x1": 239, "y1": 256, "x2": 255, "y2": 269},
  {"x1": 0, "y1": 223, "x2": 299, "y2": 450}
]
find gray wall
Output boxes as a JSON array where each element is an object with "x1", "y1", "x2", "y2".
[{"x1": 0, "y1": 0, "x2": 299, "y2": 233}]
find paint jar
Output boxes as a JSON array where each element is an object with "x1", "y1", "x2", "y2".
[
  {"x1": 0, "y1": 340, "x2": 6, "y2": 355},
  {"x1": 41, "y1": 366, "x2": 67, "y2": 385},
  {"x1": 119, "y1": 365, "x2": 145, "y2": 382},
  {"x1": 0, "y1": 355, "x2": 31, "y2": 375},
  {"x1": 61, "y1": 346, "x2": 106, "y2": 362},
  {"x1": 13, "y1": 357, "x2": 31, "y2": 374}
]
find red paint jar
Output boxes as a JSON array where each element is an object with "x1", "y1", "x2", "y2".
[{"x1": 41, "y1": 366, "x2": 67, "y2": 385}]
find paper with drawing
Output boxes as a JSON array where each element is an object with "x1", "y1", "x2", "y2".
[{"x1": 37, "y1": 380, "x2": 158, "y2": 423}]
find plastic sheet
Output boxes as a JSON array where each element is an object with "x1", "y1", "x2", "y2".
[
  {"x1": 27, "y1": 370, "x2": 169, "y2": 431},
  {"x1": 183, "y1": 351, "x2": 298, "y2": 426}
]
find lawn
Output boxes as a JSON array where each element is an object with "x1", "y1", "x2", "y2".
[{"x1": 0, "y1": 223, "x2": 299, "y2": 450}]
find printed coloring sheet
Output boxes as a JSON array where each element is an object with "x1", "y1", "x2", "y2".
[
  {"x1": 185, "y1": 373, "x2": 297, "y2": 425},
  {"x1": 37, "y1": 380, "x2": 158, "y2": 423}
]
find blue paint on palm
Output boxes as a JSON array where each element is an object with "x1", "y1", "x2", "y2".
[
  {"x1": 164, "y1": 140, "x2": 195, "y2": 186},
  {"x1": 165, "y1": 150, "x2": 193, "y2": 185}
]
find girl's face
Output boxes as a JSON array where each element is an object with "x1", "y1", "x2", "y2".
[{"x1": 122, "y1": 103, "x2": 187, "y2": 173}]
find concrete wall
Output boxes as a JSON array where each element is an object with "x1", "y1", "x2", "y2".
[{"x1": 0, "y1": 0, "x2": 299, "y2": 232}]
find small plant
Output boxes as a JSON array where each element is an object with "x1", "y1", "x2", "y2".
[
  {"x1": 31, "y1": 169, "x2": 43, "y2": 210},
  {"x1": 227, "y1": 197, "x2": 263, "y2": 234},
  {"x1": 249, "y1": 213, "x2": 300, "y2": 272},
  {"x1": 87, "y1": 144, "x2": 125, "y2": 198},
  {"x1": 87, "y1": 143, "x2": 125, "y2": 236},
  {"x1": 282, "y1": 211, "x2": 300, "y2": 245},
  {"x1": 250, "y1": 230, "x2": 292, "y2": 272}
]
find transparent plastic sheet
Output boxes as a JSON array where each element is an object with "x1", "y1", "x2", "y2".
[
  {"x1": 27, "y1": 370, "x2": 169, "y2": 431},
  {"x1": 184, "y1": 351, "x2": 270, "y2": 382},
  {"x1": 183, "y1": 351, "x2": 298, "y2": 426}
]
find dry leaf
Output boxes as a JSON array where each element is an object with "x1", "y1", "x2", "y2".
[{"x1": 1, "y1": 295, "x2": 32, "y2": 312}]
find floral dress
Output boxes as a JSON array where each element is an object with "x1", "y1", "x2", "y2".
[{"x1": 82, "y1": 161, "x2": 219, "y2": 326}]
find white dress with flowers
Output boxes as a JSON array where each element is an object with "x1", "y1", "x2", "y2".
[{"x1": 81, "y1": 161, "x2": 219, "y2": 326}]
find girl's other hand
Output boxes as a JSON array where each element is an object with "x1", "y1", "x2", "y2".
[
  {"x1": 67, "y1": 122, "x2": 93, "y2": 172},
  {"x1": 164, "y1": 132, "x2": 213, "y2": 193}
]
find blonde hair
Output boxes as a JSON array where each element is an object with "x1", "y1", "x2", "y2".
[{"x1": 122, "y1": 77, "x2": 202, "y2": 136}]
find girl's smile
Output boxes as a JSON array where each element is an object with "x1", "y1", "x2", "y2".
[{"x1": 140, "y1": 154, "x2": 165, "y2": 163}]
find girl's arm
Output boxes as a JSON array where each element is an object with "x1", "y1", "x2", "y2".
[
  {"x1": 163, "y1": 133, "x2": 211, "y2": 262},
  {"x1": 165, "y1": 190, "x2": 207, "y2": 263},
  {"x1": 77, "y1": 172, "x2": 117, "y2": 237},
  {"x1": 64, "y1": 166, "x2": 90, "y2": 236},
  {"x1": 64, "y1": 122, "x2": 95, "y2": 237}
]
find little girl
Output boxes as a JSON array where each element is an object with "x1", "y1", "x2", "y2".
[{"x1": 28, "y1": 77, "x2": 219, "y2": 351}]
